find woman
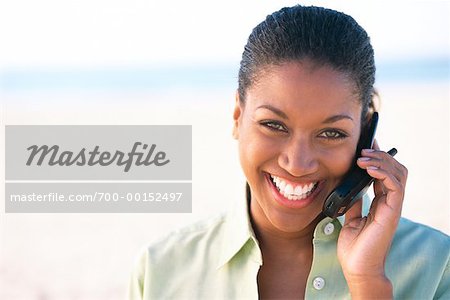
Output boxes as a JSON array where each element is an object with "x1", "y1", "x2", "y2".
[{"x1": 129, "y1": 5, "x2": 449, "y2": 299}]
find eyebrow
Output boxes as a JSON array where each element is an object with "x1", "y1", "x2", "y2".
[
  {"x1": 256, "y1": 105, "x2": 288, "y2": 119},
  {"x1": 322, "y1": 114, "x2": 354, "y2": 124},
  {"x1": 256, "y1": 104, "x2": 353, "y2": 123}
]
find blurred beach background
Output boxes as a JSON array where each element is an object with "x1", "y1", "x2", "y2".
[{"x1": 0, "y1": 0, "x2": 449, "y2": 299}]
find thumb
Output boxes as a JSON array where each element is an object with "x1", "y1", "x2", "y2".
[{"x1": 344, "y1": 197, "x2": 363, "y2": 227}]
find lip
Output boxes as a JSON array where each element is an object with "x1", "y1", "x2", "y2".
[{"x1": 264, "y1": 172, "x2": 325, "y2": 209}]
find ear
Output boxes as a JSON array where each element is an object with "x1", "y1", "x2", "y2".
[{"x1": 232, "y1": 91, "x2": 243, "y2": 140}]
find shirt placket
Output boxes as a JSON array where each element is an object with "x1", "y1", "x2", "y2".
[{"x1": 305, "y1": 218, "x2": 350, "y2": 299}]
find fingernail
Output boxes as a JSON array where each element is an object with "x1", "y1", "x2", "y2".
[
  {"x1": 358, "y1": 157, "x2": 371, "y2": 161},
  {"x1": 363, "y1": 149, "x2": 375, "y2": 153},
  {"x1": 367, "y1": 166, "x2": 378, "y2": 170}
]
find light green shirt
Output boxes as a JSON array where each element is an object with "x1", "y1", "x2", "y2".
[{"x1": 128, "y1": 195, "x2": 450, "y2": 299}]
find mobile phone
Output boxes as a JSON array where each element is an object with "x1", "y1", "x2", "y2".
[{"x1": 322, "y1": 112, "x2": 396, "y2": 218}]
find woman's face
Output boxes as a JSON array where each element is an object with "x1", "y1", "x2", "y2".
[{"x1": 233, "y1": 60, "x2": 363, "y2": 234}]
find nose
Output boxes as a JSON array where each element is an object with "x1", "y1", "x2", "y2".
[{"x1": 278, "y1": 137, "x2": 319, "y2": 177}]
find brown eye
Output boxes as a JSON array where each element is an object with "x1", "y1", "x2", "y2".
[
  {"x1": 319, "y1": 129, "x2": 347, "y2": 140},
  {"x1": 260, "y1": 121, "x2": 288, "y2": 132}
]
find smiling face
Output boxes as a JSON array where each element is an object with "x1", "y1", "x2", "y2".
[{"x1": 233, "y1": 60, "x2": 363, "y2": 235}]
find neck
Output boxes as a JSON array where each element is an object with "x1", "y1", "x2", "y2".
[{"x1": 249, "y1": 200, "x2": 323, "y2": 256}]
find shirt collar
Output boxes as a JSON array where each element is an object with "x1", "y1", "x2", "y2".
[
  {"x1": 217, "y1": 185, "x2": 370, "y2": 269},
  {"x1": 217, "y1": 184, "x2": 261, "y2": 269}
]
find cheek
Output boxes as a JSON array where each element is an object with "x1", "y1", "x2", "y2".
[
  {"x1": 321, "y1": 124, "x2": 361, "y2": 178},
  {"x1": 238, "y1": 125, "x2": 280, "y2": 176},
  {"x1": 238, "y1": 130, "x2": 268, "y2": 167},
  {"x1": 319, "y1": 144, "x2": 357, "y2": 178}
]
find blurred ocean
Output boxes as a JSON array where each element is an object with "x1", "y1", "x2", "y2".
[{"x1": 1, "y1": 58, "x2": 449, "y2": 92}]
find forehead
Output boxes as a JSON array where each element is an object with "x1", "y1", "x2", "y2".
[{"x1": 246, "y1": 61, "x2": 361, "y2": 118}]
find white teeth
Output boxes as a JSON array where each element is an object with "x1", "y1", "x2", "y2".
[
  {"x1": 270, "y1": 175, "x2": 317, "y2": 201},
  {"x1": 275, "y1": 177, "x2": 280, "y2": 186},
  {"x1": 284, "y1": 184, "x2": 293, "y2": 196},
  {"x1": 294, "y1": 185, "x2": 302, "y2": 195},
  {"x1": 279, "y1": 180, "x2": 286, "y2": 191}
]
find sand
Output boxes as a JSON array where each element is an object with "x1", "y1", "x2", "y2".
[{"x1": 1, "y1": 81, "x2": 448, "y2": 299}]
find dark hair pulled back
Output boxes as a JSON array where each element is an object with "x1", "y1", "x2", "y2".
[{"x1": 238, "y1": 5, "x2": 376, "y2": 120}]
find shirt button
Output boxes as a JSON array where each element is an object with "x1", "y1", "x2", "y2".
[
  {"x1": 313, "y1": 276, "x2": 325, "y2": 290},
  {"x1": 324, "y1": 222, "x2": 335, "y2": 235}
]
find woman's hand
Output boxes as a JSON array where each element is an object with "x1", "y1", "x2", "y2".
[{"x1": 337, "y1": 140, "x2": 408, "y2": 299}]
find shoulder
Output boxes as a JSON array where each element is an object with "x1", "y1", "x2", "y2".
[
  {"x1": 386, "y1": 217, "x2": 450, "y2": 298},
  {"x1": 393, "y1": 217, "x2": 449, "y2": 253},
  {"x1": 128, "y1": 213, "x2": 230, "y2": 299},
  {"x1": 135, "y1": 212, "x2": 230, "y2": 272},
  {"x1": 150, "y1": 214, "x2": 226, "y2": 254}
]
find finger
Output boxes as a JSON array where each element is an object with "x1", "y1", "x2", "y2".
[
  {"x1": 366, "y1": 167, "x2": 404, "y2": 212},
  {"x1": 359, "y1": 149, "x2": 404, "y2": 177},
  {"x1": 372, "y1": 148, "x2": 408, "y2": 181},
  {"x1": 373, "y1": 138, "x2": 380, "y2": 151},
  {"x1": 368, "y1": 183, "x2": 391, "y2": 216},
  {"x1": 358, "y1": 152, "x2": 407, "y2": 185},
  {"x1": 373, "y1": 178, "x2": 386, "y2": 197},
  {"x1": 344, "y1": 196, "x2": 363, "y2": 227},
  {"x1": 362, "y1": 148, "x2": 397, "y2": 160},
  {"x1": 357, "y1": 156, "x2": 393, "y2": 178},
  {"x1": 368, "y1": 192, "x2": 380, "y2": 214},
  {"x1": 357, "y1": 154, "x2": 390, "y2": 197},
  {"x1": 368, "y1": 189, "x2": 402, "y2": 234}
]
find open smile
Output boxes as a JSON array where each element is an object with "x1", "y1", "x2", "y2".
[
  {"x1": 264, "y1": 173, "x2": 324, "y2": 208},
  {"x1": 270, "y1": 174, "x2": 318, "y2": 200}
]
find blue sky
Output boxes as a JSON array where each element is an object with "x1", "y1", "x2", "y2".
[{"x1": 1, "y1": 0, "x2": 448, "y2": 68}]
